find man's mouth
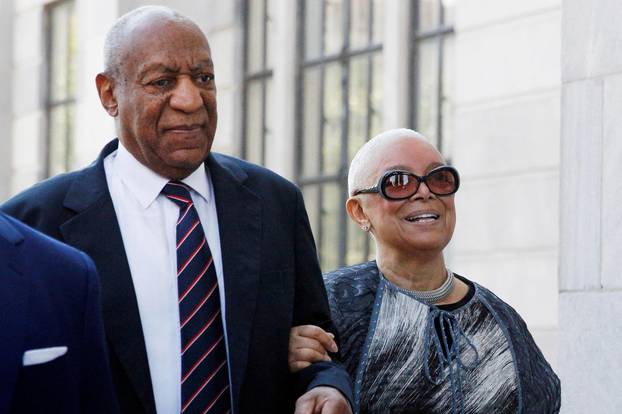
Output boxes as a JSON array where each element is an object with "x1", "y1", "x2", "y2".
[
  {"x1": 405, "y1": 213, "x2": 440, "y2": 223},
  {"x1": 164, "y1": 123, "x2": 204, "y2": 133}
]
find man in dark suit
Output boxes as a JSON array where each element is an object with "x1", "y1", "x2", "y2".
[
  {"x1": 2, "y1": 6, "x2": 352, "y2": 414},
  {"x1": 0, "y1": 213, "x2": 118, "y2": 413}
]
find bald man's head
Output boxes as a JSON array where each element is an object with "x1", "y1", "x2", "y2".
[
  {"x1": 347, "y1": 129, "x2": 440, "y2": 196},
  {"x1": 95, "y1": 5, "x2": 217, "y2": 180},
  {"x1": 103, "y1": 6, "x2": 204, "y2": 80}
]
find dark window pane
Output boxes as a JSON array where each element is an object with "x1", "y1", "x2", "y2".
[
  {"x1": 245, "y1": 80, "x2": 264, "y2": 164},
  {"x1": 48, "y1": 103, "x2": 74, "y2": 176},
  {"x1": 302, "y1": 67, "x2": 322, "y2": 178},
  {"x1": 350, "y1": 0, "x2": 371, "y2": 50},
  {"x1": 243, "y1": 0, "x2": 272, "y2": 167},
  {"x1": 418, "y1": 0, "x2": 440, "y2": 33},
  {"x1": 416, "y1": 37, "x2": 440, "y2": 146},
  {"x1": 50, "y1": 3, "x2": 72, "y2": 102},
  {"x1": 247, "y1": 0, "x2": 266, "y2": 73},
  {"x1": 266, "y1": 0, "x2": 275, "y2": 68},
  {"x1": 320, "y1": 182, "x2": 340, "y2": 270},
  {"x1": 441, "y1": 35, "x2": 454, "y2": 155},
  {"x1": 302, "y1": 185, "x2": 320, "y2": 244},
  {"x1": 372, "y1": 0, "x2": 383, "y2": 45},
  {"x1": 324, "y1": 0, "x2": 344, "y2": 56},
  {"x1": 47, "y1": 1, "x2": 76, "y2": 177},
  {"x1": 264, "y1": 77, "x2": 273, "y2": 156},
  {"x1": 322, "y1": 62, "x2": 342, "y2": 175},
  {"x1": 347, "y1": 55, "x2": 370, "y2": 163},
  {"x1": 370, "y1": 52, "x2": 383, "y2": 137},
  {"x1": 305, "y1": 0, "x2": 323, "y2": 60}
]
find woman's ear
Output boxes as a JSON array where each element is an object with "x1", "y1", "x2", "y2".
[
  {"x1": 96, "y1": 73, "x2": 118, "y2": 117},
  {"x1": 346, "y1": 197, "x2": 371, "y2": 232}
]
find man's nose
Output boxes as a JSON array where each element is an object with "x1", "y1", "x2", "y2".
[{"x1": 169, "y1": 77, "x2": 203, "y2": 113}]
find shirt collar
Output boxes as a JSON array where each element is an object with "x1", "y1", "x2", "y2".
[{"x1": 114, "y1": 142, "x2": 211, "y2": 209}]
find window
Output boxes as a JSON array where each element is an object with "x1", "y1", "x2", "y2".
[
  {"x1": 242, "y1": 0, "x2": 274, "y2": 165},
  {"x1": 297, "y1": 0, "x2": 383, "y2": 270},
  {"x1": 410, "y1": 0, "x2": 455, "y2": 156},
  {"x1": 45, "y1": 0, "x2": 76, "y2": 177}
]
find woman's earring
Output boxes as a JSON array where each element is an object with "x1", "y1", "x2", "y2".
[{"x1": 361, "y1": 224, "x2": 370, "y2": 232}]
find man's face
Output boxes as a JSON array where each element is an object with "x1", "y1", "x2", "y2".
[{"x1": 113, "y1": 19, "x2": 217, "y2": 179}]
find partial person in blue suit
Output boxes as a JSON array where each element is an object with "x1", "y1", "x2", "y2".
[{"x1": 0, "y1": 212, "x2": 118, "y2": 413}]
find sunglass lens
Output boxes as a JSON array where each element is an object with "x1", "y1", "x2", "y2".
[
  {"x1": 384, "y1": 173, "x2": 418, "y2": 199},
  {"x1": 427, "y1": 169, "x2": 457, "y2": 195}
]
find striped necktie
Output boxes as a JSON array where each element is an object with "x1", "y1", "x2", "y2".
[{"x1": 161, "y1": 181, "x2": 231, "y2": 414}]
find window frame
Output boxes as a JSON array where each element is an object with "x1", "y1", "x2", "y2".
[
  {"x1": 241, "y1": 0, "x2": 274, "y2": 166},
  {"x1": 43, "y1": 0, "x2": 76, "y2": 178},
  {"x1": 409, "y1": 0, "x2": 455, "y2": 155},
  {"x1": 296, "y1": 0, "x2": 382, "y2": 269}
]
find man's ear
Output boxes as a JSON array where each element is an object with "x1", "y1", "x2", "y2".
[
  {"x1": 346, "y1": 197, "x2": 371, "y2": 231},
  {"x1": 96, "y1": 73, "x2": 118, "y2": 117}
]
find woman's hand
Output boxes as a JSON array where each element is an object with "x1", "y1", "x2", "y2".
[{"x1": 288, "y1": 325, "x2": 339, "y2": 372}]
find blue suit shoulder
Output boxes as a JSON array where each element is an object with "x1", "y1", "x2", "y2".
[{"x1": 0, "y1": 212, "x2": 90, "y2": 271}]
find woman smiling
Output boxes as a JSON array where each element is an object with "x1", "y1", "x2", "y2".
[{"x1": 289, "y1": 129, "x2": 560, "y2": 413}]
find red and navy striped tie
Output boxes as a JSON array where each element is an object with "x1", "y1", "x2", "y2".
[{"x1": 162, "y1": 181, "x2": 231, "y2": 414}]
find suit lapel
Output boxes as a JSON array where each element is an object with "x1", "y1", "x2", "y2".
[
  {"x1": 207, "y1": 154, "x2": 261, "y2": 412},
  {"x1": 0, "y1": 217, "x2": 27, "y2": 412},
  {"x1": 59, "y1": 140, "x2": 156, "y2": 413}
]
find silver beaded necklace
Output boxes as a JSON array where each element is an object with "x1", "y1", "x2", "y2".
[{"x1": 385, "y1": 268, "x2": 455, "y2": 306}]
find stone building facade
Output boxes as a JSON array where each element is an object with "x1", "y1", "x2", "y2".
[{"x1": 1, "y1": 0, "x2": 618, "y2": 411}]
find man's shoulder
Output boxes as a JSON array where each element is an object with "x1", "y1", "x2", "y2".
[
  {"x1": 0, "y1": 167, "x2": 96, "y2": 237},
  {"x1": 210, "y1": 152, "x2": 299, "y2": 191},
  {"x1": 2, "y1": 140, "x2": 113, "y2": 216},
  {"x1": 0, "y1": 213, "x2": 91, "y2": 274},
  {"x1": 2, "y1": 169, "x2": 84, "y2": 209}
]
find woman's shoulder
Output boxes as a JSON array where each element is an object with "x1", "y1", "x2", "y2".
[
  {"x1": 323, "y1": 260, "x2": 379, "y2": 285},
  {"x1": 322, "y1": 260, "x2": 380, "y2": 313}
]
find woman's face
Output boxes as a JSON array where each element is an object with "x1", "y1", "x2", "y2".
[{"x1": 358, "y1": 138, "x2": 456, "y2": 257}]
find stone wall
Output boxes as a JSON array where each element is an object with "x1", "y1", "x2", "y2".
[
  {"x1": 450, "y1": 0, "x2": 561, "y2": 369},
  {"x1": 560, "y1": 0, "x2": 622, "y2": 411}
]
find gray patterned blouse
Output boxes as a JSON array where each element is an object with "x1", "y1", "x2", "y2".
[{"x1": 324, "y1": 261, "x2": 560, "y2": 414}]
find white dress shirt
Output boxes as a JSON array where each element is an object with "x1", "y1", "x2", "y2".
[{"x1": 104, "y1": 143, "x2": 230, "y2": 413}]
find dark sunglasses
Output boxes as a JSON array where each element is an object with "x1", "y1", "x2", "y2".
[{"x1": 352, "y1": 165, "x2": 460, "y2": 200}]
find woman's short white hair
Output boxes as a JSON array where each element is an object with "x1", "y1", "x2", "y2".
[{"x1": 347, "y1": 128, "x2": 430, "y2": 196}]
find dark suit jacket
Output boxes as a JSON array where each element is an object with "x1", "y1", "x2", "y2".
[
  {"x1": 0, "y1": 213, "x2": 117, "y2": 413},
  {"x1": 1, "y1": 139, "x2": 352, "y2": 413}
]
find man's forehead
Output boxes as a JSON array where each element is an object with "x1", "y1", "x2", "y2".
[
  {"x1": 136, "y1": 58, "x2": 213, "y2": 77},
  {"x1": 119, "y1": 19, "x2": 211, "y2": 75},
  {"x1": 128, "y1": 19, "x2": 207, "y2": 47}
]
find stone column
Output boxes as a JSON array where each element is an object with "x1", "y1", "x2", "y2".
[{"x1": 560, "y1": 0, "x2": 622, "y2": 411}]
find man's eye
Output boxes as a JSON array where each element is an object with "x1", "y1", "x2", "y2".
[
  {"x1": 197, "y1": 74, "x2": 214, "y2": 84},
  {"x1": 152, "y1": 78, "x2": 171, "y2": 87}
]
